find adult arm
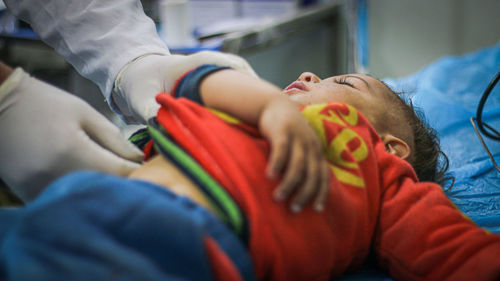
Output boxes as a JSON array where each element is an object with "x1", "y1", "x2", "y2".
[
  {"x1": 4, "y1": 0, "x2": 256, "y2": 123},
  {"x1": 4, "y1": 0, "x2": 167, "y2": 99}
]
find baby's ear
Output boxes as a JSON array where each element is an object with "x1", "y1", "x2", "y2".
[{"x1": 382, "y1": 134, "x2": 411, "y2": 160}]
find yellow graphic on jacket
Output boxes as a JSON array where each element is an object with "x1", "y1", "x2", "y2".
[
  {"x1": 301, "y1": 103, "x2": 368, "y2": 188},
  {"x1": 209, "y1": 108, "x2": 241, "y2": 124},
  {"x1": 209, "y1": 102, "x2": 369, "y2": 188},
  {"x1": 208, "y1": 108, "x2": 261, "y2": 137}
]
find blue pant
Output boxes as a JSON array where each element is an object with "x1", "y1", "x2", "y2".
[{"x1": 0, "y1": 171, "x2": 255, "y2": 281}]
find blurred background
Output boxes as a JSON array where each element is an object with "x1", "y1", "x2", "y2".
[{"x1": 0, "y1": 0, "x2": 499, "y2": 132}]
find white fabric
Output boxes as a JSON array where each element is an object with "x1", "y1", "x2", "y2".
[
  {"x1": 0, "y1": 68, "x2": 144, "y2": 201},
  {"x1": 3, "y1": 0, "x2": 170, "y2": 100}
]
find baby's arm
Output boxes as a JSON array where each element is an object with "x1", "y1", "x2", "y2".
[
  {"x1": 200, "y1": 69, "x2": 282, "y2": 126},
  {"x1": 374, "y1": 167, "x2": 500, "y2": 280},
  {"x1": 198, "y1": 69, "x2": 330, "y2": 212}
]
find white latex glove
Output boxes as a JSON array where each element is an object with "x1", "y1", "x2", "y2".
[
  {"x1": 112, "y1": 51, "x2": 257, "y2": 124},
  {"x1": 0, "y1": 68, "x2": 144, "y2": 201}
]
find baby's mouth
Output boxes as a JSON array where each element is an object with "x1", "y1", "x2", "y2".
[{"x1": 283, "y1": 81, "x2": 309, "y2": 95}]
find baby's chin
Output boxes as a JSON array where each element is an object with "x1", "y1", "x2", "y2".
[{"x1": 287, "y1": 94, "x2": 314, "y2": 106}]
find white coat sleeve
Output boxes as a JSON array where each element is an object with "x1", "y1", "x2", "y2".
[{"x1": 3, "y1": 0, "x2": 170, "y2": 100}]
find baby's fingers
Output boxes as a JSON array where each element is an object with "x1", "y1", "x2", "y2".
[
  {"x1": 273, "y1": 140, "x2": 304, "y2": 203},
  {"x1": 266, "y1": 134, "x2": 289, "y2": 179},
  {"x1": 290, "y1": 150, "x2": 320, "y2": 213},
  {"x1": 313, "y1": 160, "x2": 330, "y2": 212}
]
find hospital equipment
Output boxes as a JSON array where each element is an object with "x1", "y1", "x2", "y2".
[{"x1": 471, "y1": 71, "x2": 500, "y2": 172}]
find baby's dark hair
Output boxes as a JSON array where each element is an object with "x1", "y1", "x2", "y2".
[{"x1": 382, "y1": 84, "x2": 454, "y2": 188}]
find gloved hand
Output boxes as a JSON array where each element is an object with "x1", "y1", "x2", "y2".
[
  {"x1": 0, "y1": 68, "x2": 144, "y2": 202},
  {"x1": 112, "y1": 51, "x2": 257, "y2": 124}
]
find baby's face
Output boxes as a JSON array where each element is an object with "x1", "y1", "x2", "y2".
[{"x1": 283, "y1": 72, "x2": 393, "y2": 132}]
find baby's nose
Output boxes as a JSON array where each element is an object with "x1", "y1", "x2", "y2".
[{"x1": 297, "y1": 72, "x2": 321, "y2": 83}]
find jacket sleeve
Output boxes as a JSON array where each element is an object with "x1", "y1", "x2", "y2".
[
  {"x1": 4, "y1": 0, "x2": 170, "y2": 99},
  {"x1": 374, "y1": 154, "x2": 500, "y2": 281}
]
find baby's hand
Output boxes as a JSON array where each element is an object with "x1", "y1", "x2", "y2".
[{"x1": 259, "y1": 97, "x2": 330, "y2": 213}]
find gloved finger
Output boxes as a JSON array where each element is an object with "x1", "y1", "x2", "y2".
[
  {"x1": 82, "y1": 106, "x2": 144, "y2": 164},
  {"x1": 290, "y1": 149, "x2": 320, "y2": 213},
  {"x1": 192, "y1": 51, "x2": 258, "y2": 77},
  {"x1": 273, "y1": 140, "x2": 305, "y2": 203},
  {"x1": 74, "y1": 129, "x2": 141, "y2": 177},
  {"x1": 266, "y1": 133, "x2": 290, "y2": 179},
  {"x1": 141, "y1": 103, "x2": 161, "y2": 124},
  {"x1": 221, "y1": 53, "x2": 258, "y2": 77},
  {"x1": 313, "y1": 160, "x2": 331, "y2": 212},
  {"x1": 128, "y1": 90, "x2": 161, "y2": 124}
]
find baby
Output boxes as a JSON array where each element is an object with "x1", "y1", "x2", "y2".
[{"x1": 127, "y1": 64, "x2": 500, "y2": 281}]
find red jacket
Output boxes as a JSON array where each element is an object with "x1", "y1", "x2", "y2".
[{"x1": 154, "y1": 92, "x2": 500, "y2": 281}]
